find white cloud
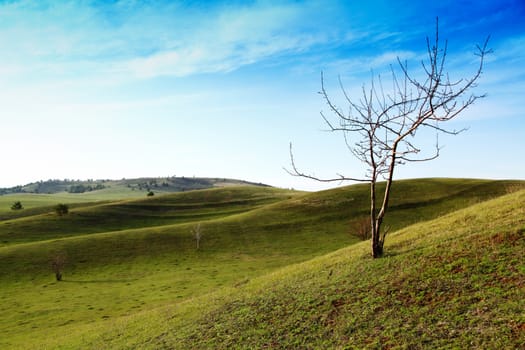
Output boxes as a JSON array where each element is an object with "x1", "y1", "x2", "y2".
[
  {"x1": 0, "y1": 0, "x2": 352, "y2": 81},
  {"x1": 1, "y1": 0, "x2": 432, "y2": 88},
  {"x1": 321, "y1": 50, "x2": 419, "y2": 80},
  {"x1": 118, "y1": 2, "x2": 340, "y2": 78}
]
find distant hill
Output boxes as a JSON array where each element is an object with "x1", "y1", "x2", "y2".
[{"x1": 0, "y1": 177, "x2": 270, "y2": 196}]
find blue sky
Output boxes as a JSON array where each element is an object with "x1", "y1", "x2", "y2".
[{"x1": 0, "y1": 0, "x2": 524, "y2": 190}]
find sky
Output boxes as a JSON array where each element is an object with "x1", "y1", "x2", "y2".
[{"x1": 0, "y1": 0, "x2": 524, "y2": 190}]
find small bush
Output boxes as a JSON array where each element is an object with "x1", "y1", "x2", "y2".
[
  {"x1": 11, "y1": 201, "x2": 23, "y2": 210},
  {"x1": 351, "y1": 217, "x2": 371, "y2": 240},
  {"x1": 55, "y1": 203, "x2": 69, "y2": 216}
]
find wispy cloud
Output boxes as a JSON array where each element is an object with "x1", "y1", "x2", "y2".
[
  {"x1": 0, "y1": 0, "x2": 360, "y2": 80},
  {"x1": 319, "y1": 50, "x2": 418, "y2": 79},
  {"x1": 115, "y1": 1, "x2": 359, "y2": 78}
]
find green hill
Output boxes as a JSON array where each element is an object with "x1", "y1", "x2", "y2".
[
  {"x1": 135, "y1": 188, "x2": 525, "y2": 349},
  {"x1": 0, "y1": 177, "x2": 269, "y2": 196},
  {"x1": 0, "y1": 177, "x2": 270, "y2": 220},
  {"x1": 0, "y1": 178, "x2": 523, "y2": 349},
  {"x1": 0, "y1": 186, "x2": 296, "y2": 245}
]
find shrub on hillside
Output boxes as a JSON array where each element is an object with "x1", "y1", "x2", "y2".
[
  {"x1": 351, "y1": 217, "x2": 371, "y2": 240},
  {"x1": 54, "y1": 203, "x2": 69, "y2": 216},
  {"x1": 11, "y1": 201, "x2": 23, "y2": 210}
]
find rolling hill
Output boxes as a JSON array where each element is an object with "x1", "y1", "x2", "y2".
[
  {"x1": 0, "y1": 176, "x2": 270, "y2": 220},
  {"x1": 137, "y1": 187, "x2": 525, "y2": 349},
  {"x1": 0, "y1": 176, "x2": 269, "y2": 200},
  {"x1": 0, "y1": 178, "x2": 523, "y2": 349}
]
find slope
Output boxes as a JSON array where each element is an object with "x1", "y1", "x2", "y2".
[
  {"x1": 0, "y1": 179, "x2": 523, "y2": 349},
  {"x1": 0, "y1": 186, "x2": 297, "y2": 245},
  {"x1": 69, "y1": 189, "x2": 525, "y2": 349}
]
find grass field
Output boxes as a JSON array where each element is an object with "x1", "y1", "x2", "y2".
[
  {"x1": 143, "y1": 188, "x2": 525, "y2": 349},
  {"x1": 0, "y1": 178, "x2": 524, "y2": 349}
]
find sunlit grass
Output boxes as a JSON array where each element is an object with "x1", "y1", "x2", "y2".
[
  {"x1": 80, "y1": 189, "x2": 524, "y2": 349},
  {"x1": 1, "y1": 179, "x2": 524, "y2": 349}
]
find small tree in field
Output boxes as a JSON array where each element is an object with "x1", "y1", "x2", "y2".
[
  {"x1": 192, "y1": 223, "x2": 203, "y2": 250},
  {"x1": 54, "y1": 203, "x2": 69, "y2": 216},
  {"x1": 51, "y1": 254, "x2": 67, "y2": 281},
  {"x1": 11, "y1": 201, "x2": 23, "y2": 210},
  {"x1": 289, "y1": 20, "x2": 491, "y2": 258}
]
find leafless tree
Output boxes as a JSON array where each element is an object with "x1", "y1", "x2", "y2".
[
  {"x1": 288, "y1": 20, "x2": 491, "y2": 258},
  {"x1": 192, "y1": 223, "x2": 203, "y2": 250},
  {"x1": 51, "y1": 254, "x2": 67, "y2": 281}
]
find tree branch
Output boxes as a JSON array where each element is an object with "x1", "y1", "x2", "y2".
[{"x1": 286, "y1": 143, "x2": 369, "y2": 183}]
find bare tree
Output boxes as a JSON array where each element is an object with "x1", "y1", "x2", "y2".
[
  {"x1": 192, "y1": 223, "x2": 203, "y2": 250},
  {"x1": 289, "y1": 20, "x2": 491, "y2": 258},
  {"x1": 51, "y1": 254, "x2": 67, "y2": 281}
]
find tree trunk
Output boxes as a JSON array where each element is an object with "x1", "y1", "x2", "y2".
[
  {"x1": 372, "y1": 236, "x2": 383, "y2": 258},
  {"x1": 371, "y1": 144, "x2": 399, "y2": 258},
  {"x1": 370, "y1": 180, "x2": 383, "y2": 258},
  {"x1": 372, "y1": 218, "x2": 383, "y2": 258}
]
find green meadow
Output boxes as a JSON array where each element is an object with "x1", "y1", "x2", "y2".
[{"x1": 0, "y1": 178, "x2": 524, "y2": 349}]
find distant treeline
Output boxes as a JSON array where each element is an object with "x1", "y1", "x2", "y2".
[
  {"x1": 0, "y1": 186, "x2": 25, "y2": 195},
  {"x1": 0, "y1": 179, "x2": 110, "y2": 195},
  {"x1": 68, "y1": 184, "x2": 106, "y2": 193},
  {"x1": 126, "y1": 177, "x2": 214, "y2": 192}
]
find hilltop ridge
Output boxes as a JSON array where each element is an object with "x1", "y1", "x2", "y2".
[{"x1": 0, "y1": 176, "x2": 270, "y2": 196}]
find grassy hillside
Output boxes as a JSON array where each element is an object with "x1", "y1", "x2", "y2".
[
  {"x1": 0, "y1": 177, "x2": 269, "y2": 220},
  {"x1": 57, "y1": 188, "x2": 525, "y2": 349},
  {"x1": 0, "y1": 178, "x2": 523, "y2": 349},
  {"x1": 0, "y1": 186, "x2": 296, "y2": 245}
]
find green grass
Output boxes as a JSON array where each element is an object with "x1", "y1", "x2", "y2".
[
  {"x1": 0, "y1": 186, "x2": 298, "y2": 245},
  {"x1": 58, "y1": 188, "x2": 525, "y2": 349},
  {"x1": 0, "y1": 178, "x2": 524, "y2": 349},
  {"x1": 0, "y1": 176, "x2": 271, "y2": 220}
]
